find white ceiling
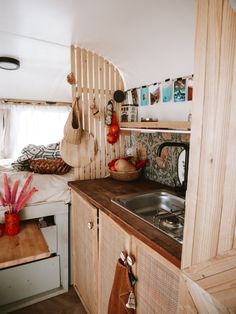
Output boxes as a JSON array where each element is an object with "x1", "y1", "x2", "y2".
[{"x1": 0, "y1": 0, "x2": 196, "y2": 102}]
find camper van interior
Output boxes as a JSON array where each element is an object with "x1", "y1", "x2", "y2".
[{"x1": 0, "y1": 0, "x2": 236, "y2": 313}]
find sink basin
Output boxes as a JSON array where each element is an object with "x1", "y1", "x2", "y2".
[{"x1": 111, "y1": 190, "x2": 185, "y2": 243}]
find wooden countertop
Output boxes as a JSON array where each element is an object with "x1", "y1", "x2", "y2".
[
  {"x1": 69, "y1": 177, "x2": 182, "y2": 268},
  {"x1": 0, "y1": 221, "x2": 50, "y2": 269}
]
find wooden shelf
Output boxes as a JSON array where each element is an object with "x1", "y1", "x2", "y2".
[
  {"x1": 0, "y1": 221, "x2": 50, "y2": 269},
  {"x1": 120, "y1": 121, "x2": 191, "y2": 129},
  {"x1": 120, "y1": 121, "x2": 191, "y2": 134}
]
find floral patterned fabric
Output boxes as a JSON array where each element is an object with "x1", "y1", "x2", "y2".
[{"x1": 125, "y1": 132, "x2": 190, "y2": 187}]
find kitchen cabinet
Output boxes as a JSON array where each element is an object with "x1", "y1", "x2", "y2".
[
  {"x1": 71, "y1": 191, "x2": 98, "y2": 314},
  {"x1": 132, "y1": 237, "x2": 180, "y2": 314},
  {"x1": 71, "y1": 190, "x2": 180, "y2": 314},
  {"x1": 99, "y1": 211, "x2": 180, "y2": 314},
  {"x1": 98, "y1": 211, "x2": 132, "y2": 314}
]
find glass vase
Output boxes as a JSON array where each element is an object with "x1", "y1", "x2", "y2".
[{"x1": 5, "y1": 212, "x2": 20, "y2": 236}]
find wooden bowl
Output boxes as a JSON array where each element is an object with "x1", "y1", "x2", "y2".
[{"x1": 109, "y1": 169, "x2": 141, "y2": 181}]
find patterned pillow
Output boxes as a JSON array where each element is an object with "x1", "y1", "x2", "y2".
[{"x1": 12, "y1": 142, "x2": 61, "y2": 171}]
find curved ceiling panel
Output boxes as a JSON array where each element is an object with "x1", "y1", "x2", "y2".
[{"x1": 0, "y1": 0, "x2": 195, "y2": 101}]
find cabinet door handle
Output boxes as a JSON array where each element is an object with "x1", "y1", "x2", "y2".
[{"x1": 87, "y1": 222, "x2": 94, "y2": 229}]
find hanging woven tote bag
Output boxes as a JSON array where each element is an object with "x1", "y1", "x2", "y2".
[{"x1": 63, "y1": 97, "x2": 82, "y2": 144}]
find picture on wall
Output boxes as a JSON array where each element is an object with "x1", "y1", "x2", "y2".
[
  {"x1": 131, "y1": 88, "x2": 139, "y2": 105},
  {"x1": 140, "y1": 86, "x2": 149, "y2": 106},
  {"x1": 174, "y1": 78, "x2": 186, "y2": 102},
  {"x1": 162, "y1": 80, "x2": 172, "y2": 103},
  {"x1": 149, "y1": 84, "x2": 160, "y2": 105},
  {"x1": 126, "y1": 90, "x2": 133, "y2": 103}
]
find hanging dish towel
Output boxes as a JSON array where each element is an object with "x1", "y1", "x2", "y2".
[{"x1": 108, "y1": 260, "x2": 136, "y2": 314}]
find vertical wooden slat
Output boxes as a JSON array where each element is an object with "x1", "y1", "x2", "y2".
[
  {"x1": 104, "y1": 60, "x2": 111, "y2": 175},
  {"x1": 119, "y1": 72, "x2": 125, "y2": 158},
  {"x1": 88, "y1": 50, "x2": 96, "y2": 180},
  {"x1": 82, "y1": 49, "x2": 90, "y2": 180},
  {"x1": 94, "y1": 54, "x2": 101, "y2": 179},
  {"x1": 75, "y1": 47, "x2": 84, "y2": 180},
  {"x1": 110, "y1": 64, "x2": 118, "y2": 160},
  {"x1": 218, "y1": 2, "x2": 236, "y2": 252},
  {"x1": 70, "y1": 46, "x2": 76, "y2": 102},
  {"x1": 116, "y1": 69, "x2": 125, "y2": 158},
  {"x1": 181, "y1": 0, "x2": 212, "y2": 268},
  {"x1": 99, "y1": 56, "x2": 106, "y2": 178}
]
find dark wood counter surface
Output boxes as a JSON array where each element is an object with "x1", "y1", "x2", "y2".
[{"x1": 69, "y1": 177, "x2": 182, "y2": 268}]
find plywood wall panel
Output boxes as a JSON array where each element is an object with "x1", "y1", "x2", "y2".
[
  {"x1": 181, "y1": 0, "x2": 209, "y2": 269},
  {"x1": 218, "y1": 41, "x2": 236, "y2": 252},
  {"x1": 180, "y1": 0, "x2": 236, "y2": 311},
  {"x1": 182, "y1": 0, "x2": 236, "y2": 267},
  {"x1": 70, "y1": 46, "x2": 124, "y2": 180},
  {"x1": 191, "y1": 0, "x2": 224, "y2": 264}
]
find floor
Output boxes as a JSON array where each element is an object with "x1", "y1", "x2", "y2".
[{"x1": 11, "y1": 287, "x2": 87, "y2": 314}]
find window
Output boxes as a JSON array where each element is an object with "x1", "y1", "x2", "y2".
[{"x1": 0, "y1": 103, "x2": 70, "y2": 159}]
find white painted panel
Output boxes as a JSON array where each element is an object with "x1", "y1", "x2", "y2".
[
  {"x1": 0, "y1": 256, "x2": 60, "y2": 306},
  {"x1": 0, "y1": 0, "x2": 195, "y2": 102},
  {"x1": 41, "y1": 225, "x2": 57, "y2": 253}
]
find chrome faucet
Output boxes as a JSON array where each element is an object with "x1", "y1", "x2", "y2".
[{"x1": 157, "y1": 142, "x2": 190, "y2": 195}]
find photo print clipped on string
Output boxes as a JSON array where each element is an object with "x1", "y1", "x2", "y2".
[
  {"x1": 140, "y1": 86, "x2": 149, "y2": 106},
  {"x1": 174, "y1": 77, "x2": 186, "y2": 102},
  {"x1": 162, "y1": 79, "x2": 172, "y2": 103},
  {"x1": 131, "y1": 88, "x2": 139, "y2": 105},
  {"x1": 149, "y1": 83, "x2": 160, "y2": 105}
]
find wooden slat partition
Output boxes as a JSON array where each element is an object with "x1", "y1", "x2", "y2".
[
  {"x1": 182, "y1": 0, "x2": 236, "y2": 268},
  {"x1": 179, "y1": 0, "x2": 236, "y2": 312},
  {"x1": 70, "y1": 46, "x2": 125, "y2": 180}
]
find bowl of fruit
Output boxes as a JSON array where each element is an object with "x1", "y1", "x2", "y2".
[{"x1": 108, "y1": 157, "x2": 147, "y2": 182}]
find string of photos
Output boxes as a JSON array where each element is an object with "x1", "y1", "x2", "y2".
[{"x1": 124, "y1": 74, "x2": 194, "y2": 107}]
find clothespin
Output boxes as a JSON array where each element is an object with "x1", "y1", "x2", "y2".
[
  {"x1": 119, "y1": 251, "x2": 128, "y2": 265},
  {"x1": 119, "y1": 251, "x2": 137, "y2": 287}
]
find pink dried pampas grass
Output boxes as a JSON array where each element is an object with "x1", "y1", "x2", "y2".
[{"x1": 0, "y1": 173, "x2": 38, "y2": 214}]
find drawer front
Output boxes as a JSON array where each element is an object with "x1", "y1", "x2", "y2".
[
  {"x1": 41, "y1": 225, "x2": 57, "y2": 253},
  {"x1": 0, "y1": 256, "x2": 60, "y2": 306}
]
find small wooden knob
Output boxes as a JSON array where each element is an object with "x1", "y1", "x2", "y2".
[{"x1": 87, "y1": 222, "x2": 94, "y2": 229}]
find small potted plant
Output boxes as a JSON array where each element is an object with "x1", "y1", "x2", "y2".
[{"x1": 0, "y1": 173, "x2": 37, "y2": 236}]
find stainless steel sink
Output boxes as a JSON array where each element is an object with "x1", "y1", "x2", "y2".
[{"x1": 111, "y1": 190, "x2": 185, "y2": 243}]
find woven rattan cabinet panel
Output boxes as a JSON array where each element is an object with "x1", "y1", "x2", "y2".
[
  {"x1": 132, "y1": 238, "x2": 180, "y2": 314},
  {"x1": 71, "y1": 191, "x2": 98, "y2": 314},
  {"x1": 98, "y1": 211, "x2": 131, "y2": 314}
]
